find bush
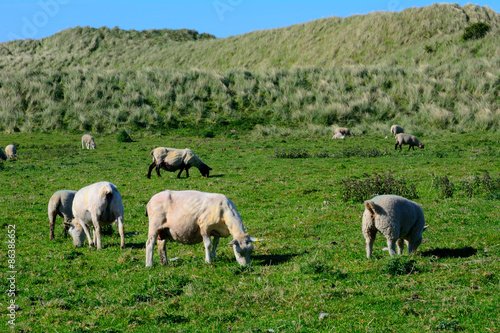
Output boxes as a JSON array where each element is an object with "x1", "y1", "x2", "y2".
[
  {"x1": 117, "y1": 129, "x2": 132, "y2": 142},
  {"x1": 200, "y1": 129, "x2": 215, "y2": 138},
  {"x1": 383, "y1": 257, "x2": 419, "y2": 276},
  {"x1": 341, "y1": 171, "x2": 419, "y2": 202},
  {"x1": 462, "y1": 22, "x2": 490, "y2": 41}
]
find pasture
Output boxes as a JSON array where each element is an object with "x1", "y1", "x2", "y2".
[{"x1": 0, "y1": 131, "x2": 499, "y2": 332}]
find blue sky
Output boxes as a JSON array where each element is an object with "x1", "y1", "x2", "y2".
[{"x1": 1, "y1": 0, "x2": 499, "y2": 43}]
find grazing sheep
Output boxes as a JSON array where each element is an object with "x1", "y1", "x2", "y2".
[
  {"x1": 0, "y1": 147, "x2": 6, "y2": 160},
  {"x1": 334, "y1": 127, "x2": 355, "y2": 137},
  {"x1": 147, "y1": 147, "x2": 212, "y2": 179},
  {"x1": 390, "y1": 125, "x2": 404, "y2": 137},
  {"x1": 395, "y1": 133, "x2": 424, "y2": 150},
  {"x1": 66, "y1": 182, "x2": 124, "y2": 249},
  {"x1": 81, "y1": 134, "x2": 96, "y2": 149},
  {"x1": 362, "y1": 195, "x2": 427, "y2": 258},
  {"x1": 48, "y1": 190, "x2": 77, "y2": 240},
  {"x1": 331, "y1": 132, "x2": 345, "y2": 140},
  {"x1": 5, "y1": 144, "x2": 17, "y2": 159},
  {"x1": 145, "y1": 190, "x2": 258, "y2": 267}
]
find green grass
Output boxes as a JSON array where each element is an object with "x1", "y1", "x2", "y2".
[{"x1": 0, "y1": 131, "x2": 499, "y2": 332}]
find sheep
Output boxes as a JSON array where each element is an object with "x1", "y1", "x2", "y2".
[
  {"x1": 334, "y1": 127, "x2": 355, "y2": 137},
  {"x1": 81, "y1": 134, "x2": 96, "y2": 149},
  {"x1": 48, "y1": 190, "x2": 77, "y2": 240},
  {"x1": 331, "y1": 132, "x2": 345, "y2": 140},
  {"x1": 65, "y1": 182, "x2": 124, "y2": 249},
  {"x1": 5, "y1": 144, "x2": 17, "y2": 159},
  {"x1": 395, "y1": 133, "x2": 424, "y2": 150},
  {"x1": 145, "y1": 190, "x2": 258, "y2": 267},
  {"x1": 0, "y1": 147, "x2": 6, "y2": 160},
  {"x1": 362, "y1": 195, "x2": 427, "y2": 258},
  {"x1": 147, "y1": 147, "x2": 212, "y2": 179},
  {"x1": 390, "y1": 125, "x2": 404, "y2": 137}
]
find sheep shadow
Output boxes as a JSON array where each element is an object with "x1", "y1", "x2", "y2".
[
  {"x1": 207, "y1": 174, "x2": 224, "y2": 178},
  {"x1": 252, "y1": 253, "x2": 299, "y2": 266},
  {"x1": 125, "y1": 242, "x2": 146, "y2": 249},
  {"x1": 420, "y1": 246, "x2": 477, "y2": 259}
]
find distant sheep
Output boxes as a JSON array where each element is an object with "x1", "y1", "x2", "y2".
[
  {"x1": 331, "y1": 132, "x2": 345, "y2": 140},
  {"x1": 81, "y1": 134, "x2": 96, "y2": 149},
  {"x1": 0, "y1": 147, "x2": 6, "y2": 160},
  {"x1": 5, "y1": 144, "x2": 17, "y2": 159},
  {"x1": 48, "y1": 190, "x2": 77, "y2": 240},
  {"x1": 66, "y1": 182, "x2": 124, "y2": 249},
  {"x1": 362, "y1": 195, "x2": 427, "y2": 258},
  {"x1": 147, "y1": 147, "x2": 212, "y2": 179},
  {"x1": 145, "y1": 190, "x2": 258, "y2": 267},
  {"x1": 390, "y1": 125, "x2": 404, "y2": 137},
  {"x1": 395, "y1": 133, "x2": 424, "y2": 150},
  {"x1": 334, "y1": 127, "x2": 355, "y2": 137}
]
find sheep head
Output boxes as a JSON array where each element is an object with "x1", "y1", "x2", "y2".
[
  {"x1": 199, "y1": 164, "x2": 212, "y2": 178},
  {"x1": 229, "y1": 235, "x2": 257, "y2": 266},
  {"x1": 65, "y1": 220, "x2": 86, "y2": 247}
]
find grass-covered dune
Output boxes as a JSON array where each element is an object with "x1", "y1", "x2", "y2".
[
  {"x1": 0, "y1": 132, "x2": 499, "y2": 331},
  {"x1": 0, "y1": 3, "x2": 499, "y2": 135}
]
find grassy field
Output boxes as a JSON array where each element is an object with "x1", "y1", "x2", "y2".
[{"x1": 0, "y1": 131, "x2": 499, "y2": 332}]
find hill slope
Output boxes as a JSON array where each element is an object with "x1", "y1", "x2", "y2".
[{"x1": 1, "y1": 3, "x2": 499, "y2": 71}]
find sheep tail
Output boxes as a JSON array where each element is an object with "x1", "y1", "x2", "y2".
[
  {"x1": 99, "y1": 184, "x2": 114, "y2": 199},
  {"x1": 364, "y1": 200, "x2": 377, "y2": 216}
]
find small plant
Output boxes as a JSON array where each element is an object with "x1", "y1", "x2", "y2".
[
  {"x1": 273, "y1": 148, "x2": 310, "y2": 159},
  {"x1": 436, "y1": 319, "x2": 461, "y2": 331},
  {"x1": 200, "y1": 129, "x2": 215, "y2": 138},
  {"x1": 116, "y1": 129, "x2": 132, "y2": 142},
  {"x1": 462, "y1": 22, "x2": 490, "y2": 41},
  {"x1": 434, "y1": 175, "x2": 454, "y2": 198},
  {"x1": 383, "y1": 257, "x2": 418, "y2": 276},
  {"x1": 341, "y1": 171, "x2": 419, "y2": 202}
]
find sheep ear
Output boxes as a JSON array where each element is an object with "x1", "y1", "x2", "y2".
[
  {"x1": 423, "y1": 225, "x2": 429, "y2": 232},
  {"x1": 249, "y1": 237, "x2": 261, "y2": 243},
  {"x1": 63, "y1": 221, "x2": 72, "y2": 227},
  {"x1": 228, "y1": 239, "x2": 239, "y2": 246}
]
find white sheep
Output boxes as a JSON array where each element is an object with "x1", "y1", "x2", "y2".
[
  {"x1": 334, "y1": 127, "x2": 355, "y2": 137},
  {"x1": 66, "y1": 182, "x2": 125, "y2": 249},
  {"x1": 145, "y1": 190, "x2": 258, "y2": 267},
  {"x1": 395, "y1": 133, "x2": 424, "y2": 150},
  {"x1": 48, "y1": 190, "x2": 77, "y2": 240},
  {"x1": 362, "y1": 195, "x2": 427, "y2": 258},
  {"x1": 390, "y1": 125, "x2": 404, "y2": 137},
  {"x1": 0, "y1": 147, "x2": 6, "y2": 160},
  {"x1": 5, "y1": 144, "x2": 17, "y2": 159},
  {"x1": 331, "y1": 132, "x2": 345, "y2": 140},
  {"x1": 147, "y1": 147, "x2": 212, "y2": 179},
  {"x1": 81, "y1": 134, "x2": 96, "y2": 149}
]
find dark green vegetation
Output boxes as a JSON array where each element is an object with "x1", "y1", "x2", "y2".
[
  {"x1": 0, "y1": 132, "x2": 499, "y2": 332},
  {"x1": 0, "y1": 3, "x2": 499, "y2": 134}
]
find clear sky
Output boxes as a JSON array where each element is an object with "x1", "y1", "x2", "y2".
[{"x1": 1, "y1": 0, "x2": 499, "y2": 43}]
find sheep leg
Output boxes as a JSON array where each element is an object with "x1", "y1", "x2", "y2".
[
  {"x1": 147, "y1": 162, "x2": 156, "y2": 179},
  {"x1": 91, "y1": 212, "x2": 102, "y2": 250},
  {"x1": 386, "y1": 238, "x2": 397, "y2": 257},
  {"x1": 202, "y1": 234, "x2": 212, "y2": 263},
  {"x1": 116, "y1": 215, "x2": 125, "y2": 249},
  {"x1": 408, "y1": 238, "x2": 422, "y2": 255},
  {"x1": 363, "y1": 227, "x2": 377, "y2": 259},
  {"x1": 78, "y1": 218, "x2": 94, "y2": 248},
  {"x1": 49, "y1": 211, "x2": 56, "y2": 240},
  {"x1": 185, "y1": 167, "x2": 190, "y2": 179},
  {"x1": 155, "y1": 163, "x2": 163, "y2": 177},
  {"x1": 177, "y1": 166, "x2": 184, "y2": 179},
  {"x1": 210, "y1": 236, "x2": 220, "y2": 259},
  {"x1": 396, "y1": 238, "x2": 405, "y2": 255},
  {"x1": 395, "y1": 143, "x2": 399, "y2": 150},
  {"x1": 145, "y1": 232, "x2": 158, "y2": 267},
  {"x1": 154, "y1": 238, "x2": 167, "y2": 265}
]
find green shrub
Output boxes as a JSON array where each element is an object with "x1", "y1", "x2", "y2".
[
  {"x1": 116, "y1": 129, "x2": 132, "y2": 142},
  {"x1": 200, "y1": 129, "x2": 215, "y2": 138},
  {"x1": 462, "y1": 22, "x2": 490, "y2": 41}
]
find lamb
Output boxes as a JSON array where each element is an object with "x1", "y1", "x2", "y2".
[
  {"x1": 5, "y1": 144, "x2": 17, "y2": 159},
  {"x1": 390, "y1": 125, "x2": 404, "y2": 137},
  {"x1": 395, "y1": 133, "x2": 424, "y2": 150},
  {"x1": 0, "y1": 147, "x2": 6, "y2": 160},
  {"x1": 334, "y1": 127, "x2": 355, "y2": 137},
  {"x1": 147, "y1": 147, "x2": 212, "y2": 179},
  {"x1": 362, "y1": 195, "x2": 427, "y2": 258},
  {"x1": 81, "y1": 134, "x2": 96, "y2": 149},
  {"x1": 48, "y1": 190, "x2": 77, "y2": 240},
  {"x1": 145, "y1": 190, "x2": 258, "y2": 267},
  {"x1": 65, "y1": 181, "x2": 124, "y2": 249}
]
